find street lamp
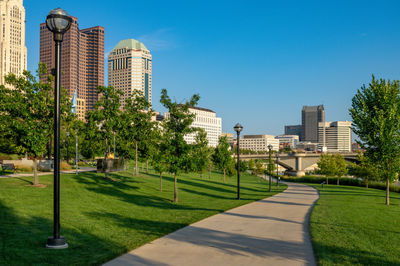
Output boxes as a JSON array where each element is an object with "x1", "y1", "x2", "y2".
[
  {"x1": 234, "y1": 123, "x2": 243, "y2": 200},
  {"x1": 268, "y1": 144, "x2": 273, "y2": 192},
  {"x1": 45, "y1": 7, "x2": 72, "y2": 249},
  {"x1": 275, "y1": 152, "x2": 280, "y2": 187},
  {"x1": 66, "y1": 132, "x2": 70, "y2": 163}
]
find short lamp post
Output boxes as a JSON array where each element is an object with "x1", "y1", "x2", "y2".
[
  {"x1": 234, "y1": 123, "x2": 243, "y2": 200},
  {"x1": 275, "y1": 152, "x2": 280, "y2": 187},
  {"x1": 45, "y1": 8, "x2": 72, "y2": 249},
  {"x1": 268, "y1": 144, "x2": 273, "y2": 192}
]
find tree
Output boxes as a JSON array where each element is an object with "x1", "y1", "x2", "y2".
[
  {"x1": 151, "y1": 125, "x2": 168, "y2": 191},
  {"x1": 120, "y1": 90, "x2": 154, "y2": 176},
  {"x1": 349, "y1": 76, "x2": 400, "y2": 205},
  {"x1": 349, "y1": 152, "x2": 379, "y2": 188},
  {"x1": 192, "y1": 129, "x2": 213, "y2": 178},
  {"x1": 333, "y1": 154, "x2": 348, "y2": 185},
  {"x1": 0, "y1": 64, "x2": 73, "y2": 185},
  {"x1": 253, "y1": 160, "x2": 265, "y2": 178},
  {"x1": 317, "y1": 153, "x2": 335, "y2": 185},
  {"x1": 160, "y1": 89, "x2": 199, "y2": 203},
  {"x1": 86, "y1": 86, "x2": 123, "y2": 177},
  {"x1": 212, "y1": 136, "x2": 233, "y2": 183}
]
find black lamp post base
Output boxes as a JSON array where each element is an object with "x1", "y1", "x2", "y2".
[{"x1": 46, "y1": 236, "x2": 68, "y2": 249}]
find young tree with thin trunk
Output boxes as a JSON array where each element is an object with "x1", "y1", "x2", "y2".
[
  {"x1": 212, "y1": 136, "x2": 233, "y2": 183},
  {"x1": 87, "y1": 86, "x2": 123, "y2": 178},
  {"x1": 192, "y1": 129, "x2": 212, "y2": 178},
  {"x1": 333, "y1": 154, "x2": 348, "y2": 185},
  {"x1": 349, "y1": 152, "x2": 379, "y2": 188},
  {"x1": 350, "y1": 76, "x2": 400, "y2": 205},
  {"x1": 120, "y1": 90, "x2": 154, "y2": 176},
  {"x1": 160, "y1": 89, "x2": 199, "y2": 203},
  {"x1": 317, "y1": 153, "x2": 335, "y2": 185}
]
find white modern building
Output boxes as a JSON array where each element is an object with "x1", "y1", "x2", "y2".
[
  {"x1": 164, "y1": 106, "x2": 222, "y2": 147},
  {"x1": 275, "y1": 135, "x2": 299, "y2": 148},
  {"x1": 108, "y1": 39, "x2": 152, "y2": 107},
  {"x1": 0, "y1": 0, "x2": 27, "y2": 85},
  {"x1": 318, "y1": 121, "x2": 352, "y2": 152},
  {"x1": 240, "y1": 135, "x2": 279, "y2": 152}
]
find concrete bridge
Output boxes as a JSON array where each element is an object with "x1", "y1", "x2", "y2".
[{"x1": 234, "y1": 152, "x2": 358, "y2": 177}]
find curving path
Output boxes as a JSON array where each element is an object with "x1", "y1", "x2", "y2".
[{"x1": 104, "y1": 183, "x2": 319, "y2": 266}]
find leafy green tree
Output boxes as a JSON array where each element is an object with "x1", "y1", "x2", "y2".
[
  {"x1": 86, "y1": 86, "x2": 123, "y2": 177},
  {"x1": 212, "y1": 136, "x2": 233, "y2": 183},
  {"x1": 151, "y1": 125, "x2": 168, "y2": 191},
  {"x1": 0, "y1": 64, "x2": 73, "y2": 185},
  {"x1": 253, "y1": 160, "x2": 265, "y2": 176},
  {"x1": 349, "y1": 76, "x2": 400, "y2": 205},
  {"x1": 349, "y1": 152, "x2": 379, "y2": 188},
  {"x1": 333, "y1": 154, "x2": 348, "y2": 185},
  {"x1": 192, "y1": 129, "x2": 213, "y2": 178},
  {"x1": 248, "y1": 159, "x2": 255, "y2": 171},
  {"x1": 317, "y1": 153, "x2": 336, "y2": 185},
  {"x1": 160, "y1": 89, "x2": 199, "y2": 203},
  {"x1": 120, "y1": 90, "x2": 154, "y2": 176}
]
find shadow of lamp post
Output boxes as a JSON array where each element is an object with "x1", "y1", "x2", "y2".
[
  {"x1": 234, "y1": 123, "x2": 243, "y2": 200},
  {"x1": 45, "y1": 7, "x2": 72, "y2": 249}
]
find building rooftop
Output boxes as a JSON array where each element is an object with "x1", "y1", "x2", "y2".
[{"x1": 114, "y1": 39, "x2": 148, "y2": 51}]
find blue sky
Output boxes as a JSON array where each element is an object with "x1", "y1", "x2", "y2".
[{"x1": 25, "y1": 0, "x2": 400, "y2": 136}]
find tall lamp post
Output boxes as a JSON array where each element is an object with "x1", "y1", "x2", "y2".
[
  {"x1": 268, "y1": 144, "x2": 273, "y2": 192},
  {"x1": 45, "y1": 8, "x2": 72, "y2": 249},
  {"x1": 275, "y1": 152, "x2": 279, "y2": 187},
  {"x1": 234, "y1": 123, "x2": 243, "y2": 200}
]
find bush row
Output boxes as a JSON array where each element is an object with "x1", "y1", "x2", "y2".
[{"x1": 279, "y1": 175, "x2": 400, "y2": 193}]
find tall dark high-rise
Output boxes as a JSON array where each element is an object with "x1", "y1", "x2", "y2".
[
  {"x1": 39, "y1": 16, "x2": 104, "y2": 119},
  {"x1": 302, "y1": 105, "x2": 325, "y2": 143}
]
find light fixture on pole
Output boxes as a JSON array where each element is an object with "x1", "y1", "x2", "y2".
[
  {"x1": 234, "y1": 123, "x2": 243, "y2": 200},
  {"x1": 268, "y1": 144, "x2": 273, "y2": 192},
  {"x1": 45, "y1": 7, "x2": 72, "y2": 249},
  {"x1": 275, "y1": 152, "x2": 279, "y2": 187}
]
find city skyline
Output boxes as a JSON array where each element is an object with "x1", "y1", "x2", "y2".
[{"x1": 24, "y1": 0, "x2": 400, "y2": 136}]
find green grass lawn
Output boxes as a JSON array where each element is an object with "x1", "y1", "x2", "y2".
[
  {"x1": 0, "y1": 168, "x2": 286, "y2": 265},
  {"x1": 308, "y1": 184, "x2": 400, "y2": 265}
]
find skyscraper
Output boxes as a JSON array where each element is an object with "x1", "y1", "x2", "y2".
[
  {"x1": 39, "y1": 16, "x2": 104, "y2": 116},
  {"x1": 108, "y1": 39, "x2": 152, "y2": 107},
  {"x1": 302, "y1": 105, "x2": 325, "y2": 143},
  {"x1": 0, "y1": 0, "x2": 27, "y2": 85}
]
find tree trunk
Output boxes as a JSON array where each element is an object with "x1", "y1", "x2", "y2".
[
  {"x1": 209, "y1": 167, "x2": 211, "y2": 179},
  {"x1": 174, "y1": 173, "x2": 178, "y2": 203},
  {"x1": 104, "y1": 138, "x2": 109, "y2": 179},
  {"x1": 223, "y1": 168, "x2": 226, "y2": 183},
  {"x1": 160, "y1": 172, "x2": 163, "y2": 192},
  {"x1": 326, "y1": 176, "x2": 328, "y2": 185},
  {"x1": 33, "y1": 158, "x2": 38, "y2": 185},
  {"x1": 386, "y1": 179, "x2": 390, "y2": 205},
  {"x1": 200, "y1": 171, "x2": 203, "y2": 178},
  {"x1": 337, "y1": 177, "x2": 340, "y2": 185},
  {"x1": 366, "y1": 178, "x2": 369, "y2": 188},
  {"x1": 146, "y1": 159, "x2": 149, "y2": 174},
  {"x1": 47, "y1": 139, "x2": 52, "y2": 159},
  {"x1": 135, "y1": 141, "x2": 138, "y2": 176}
]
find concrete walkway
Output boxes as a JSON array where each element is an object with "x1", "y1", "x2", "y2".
[
  {"x1": 0, "y1": 167, "x2": 96, "y2": 178},
  {"x1": 104, "y1": 182, "x2": 319, "y2": 266}
]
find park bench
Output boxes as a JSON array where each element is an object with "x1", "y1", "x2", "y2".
[{"x1": 1, "y1": 163, "x2": 16, "y2": 172}]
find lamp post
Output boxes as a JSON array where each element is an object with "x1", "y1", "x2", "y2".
[
  {"x1": 234, "y1": 123, "x2": 243, "y2": 200},
  {"x1": 268, "y1": 144, "x2": 273, "y2": 192},
  {"x1": 66, "y1": 132, "x2": 70, "y2": 163},
  {"x1": 275, "y1": 152, "x2": 279, "y2": 187},
  {"x1": 75, "y1": 128, "x2": 78, "y2": 175},
  {"x1": 45, "y1": 8, "x2": 72, "y2": 249}
]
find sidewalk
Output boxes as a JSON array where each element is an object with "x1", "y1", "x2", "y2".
[
  {"x1": 104, "y1": 182, "x2": 319, "y2": 266},
  {"x1": 0, "y1": 167, "x2": 96, "y2": 178}
]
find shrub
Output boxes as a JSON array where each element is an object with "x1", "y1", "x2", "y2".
[
  {"x1": 280, "y1": 175, "x2": 400, "y2": 193},
  {"x1": 15, "y1": 165, "x2": 33, "y2": 173},
  {"x1": 60, "y1": 161, "x2": 72, "y2": 170}
]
